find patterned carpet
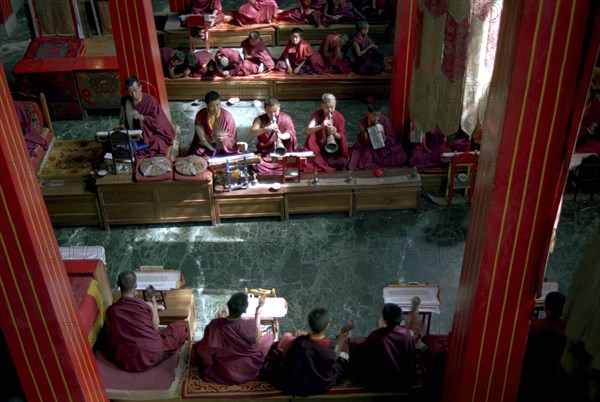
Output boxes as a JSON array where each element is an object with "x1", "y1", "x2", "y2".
[{"x1": 38, "y1": 140, "x2": 104, "y2": 178}]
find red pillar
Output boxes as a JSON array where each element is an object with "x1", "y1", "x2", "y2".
[
  {"x1": 443, "y1": 2, "x2": 599, "y2": 402},
  {"x1": 0, "y1": 64, "x2": 108, "y2": 401},
  {"x1": 108, "y1": 0, "x2": 171, "y2": 119},
  {"x1": 389, "y1": 0, "x2": 418, "y2": 137},
  {"x1": 0, "y1": 0, "x2": 12, "y2": 23}
]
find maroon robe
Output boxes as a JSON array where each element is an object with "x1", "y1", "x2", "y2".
[
  {"x1": 275, "y1": 38, "x2": 315, "y2": 74},
  {"x1": 303, "y1": 109, "x2": 349, "y2": 172},
  {"x1": 519, "y1": 317, "x2": 567, "y2": 402},
  {"x1": 185, "y1": 50, "x2": 214, "y2": 78},
  {"x1": 408, "y1": 128, "x2": 448, "y2": 171},
  {"x1": 187, "y1": 107, "x2": 238, "y2": 158},
  {"x1": 214, "y1": 48, "x2": 244, "y2": 77},
  {"x1": 321, "y1": 0, "x2": 356, "y2": 26},
  {"x1": 352, "y1": 33, "x2": 385, "y2": 75},
  {"x1": 346, "y1": 327, "x2": 422, "y2": 390},
  {"x1": 232, "y1": 0, "x2": 278, "y2": 26},
  {"x1": 122, "y1": 93, "x2": 175, "y2": 158},
  {"x1": 348, "y1": 114, "x2": 407, "y2": 170},
  {"x1": 159, "y1": 47, "x2": 178, "y2": 78},
  {"x1": 276, "y1": 0, "x2": 326, "y2": 26},
  {"x1": 105, "y1": 297, "x2": 188, "y2": 372},
  {"x1": 263, "y1": 335, "x2": 346, "y2": 396},
  {"x1": 576, "y1": 95, "x2": 600, "y2": 153},
  {"x1": 309, "y1": 32, "x2": 353, "y2": 74},
  {"x1": 254, "y1": 111, "x2": 298, "y2": 175},
  {"x1": 194, "y1": 317, "x2": 274, "y2": 384},
  {"x1": 240, "y1": 38, "x2": 276, "y2": 74},
  {"x1": 190, "y1": 0, "x2": 225, "y2": 25},
  {"x1": 14, "y1": 101, "x2": 48, "y2": 157}
]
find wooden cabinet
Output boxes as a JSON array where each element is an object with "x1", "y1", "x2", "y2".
[
  {"x1": 96, "y1": 174, "x2": 214, "y2": 228},
  {"x1": 40, "y1": 177, "x2": 102, "y2": 227},
  {"x1": 213, "y1": 187, "x2": 285, "y2": 224}
]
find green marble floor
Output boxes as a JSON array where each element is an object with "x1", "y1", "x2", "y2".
[{"x1": 2, "y1": 0, "x2": 599, "y2": 342}]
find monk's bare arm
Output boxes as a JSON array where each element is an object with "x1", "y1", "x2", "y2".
[{"x1": 195, "y1": 124, "x2": 215, "y2": 151}]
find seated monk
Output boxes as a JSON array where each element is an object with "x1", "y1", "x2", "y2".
[
  {"x1": 345, "y1": 300, "x2": 424, "y2": 390},
  {"x1": 159, "y1": 47, "x2": 187, "y2": 79},
  {"x1": 309, "y1": 32, "x2": 353, "y2": 74},
  {"x1": 240, "y1": 31, "x2": 276, "y2": 74},
  {"x1": 232, "y1": 0, "x2": 279, "y2": 26},
  {"x1": 249, "y1": 97, "x2": 298, "y2": 175},
  {"x1": 181, "y1": 51, "x2": 215, "y2": 78},
  {"x1": 186, "y1": 90, "x2": 238, "y2": 159},
  {"x1": 119, "y1": 76, "x2": 175, "y2": 158},
  {"x1": 212, "y1": 48, "x2": 244, "y2": 78},
  {"x1": 348, "y1": 101, "x2": 407, "y2": 171},
  {"x1": 321, "y1": 0, "x2": 358, "y2": 26},
  {"x1": 351, "y1": 0, "x2": 390, "y2": 21},
  {"x1": 275, "y1": 27, "x2": 315, "y2": 75},
  {"x1": 261, "y1": 307, "x2": 351, "y2": 396},
  {"x1": 408, "y1": 125, "x2": 448, "y2": 171},
  {"x1": 194, "y1": 292, "x2": 274, "y2": 384},
  {"x1": 190, "y1": 0, "x2": 225, "y2": 25},
  {"x1": 352, "y1": 20, "x2": 385, "y2": 75},
  {"x1": 303, "y1": 93, "x2": 349, "y2": 172},
  {"x1": 277, "y1": 0, "x2": 327, "y2": 27},
  {"x1": 14, "y1": 101, "x2": 48, "y2": 157},
  {"x1": 105, "y1": 270, "x2": 188, "y2": 372}
]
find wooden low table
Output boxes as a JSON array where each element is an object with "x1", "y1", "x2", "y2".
[
  {"x1": 213, "y1": 185, "x2": 285, "y2": 224},
  {"x1": 159, "y1": 289, "x2": 196, "y2": 342},
  {"x1": 40, "y1": 177, "x2": 102, "y2": 227},
  {"x1": 96, "y1": 173, "x2": 214, "y2": 228}
]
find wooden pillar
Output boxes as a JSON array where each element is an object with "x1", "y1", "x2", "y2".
[
  {"x1": 0, "y1": 0, "x2": 13, "y2": 23},
  {"x1": 389, "y1": 0, "x2": 418, "y2": 137},
  {"x1": 0, "y1": 64, "x2": 108, "y2": 401},
  {"x1": 108, "y1": 0, "x2": 171, "y2": 119},
  {"x1": 443, "y1": 1, "x2": 599, "y2": 402}
]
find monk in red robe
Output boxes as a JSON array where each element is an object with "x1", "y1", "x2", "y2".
[
  {"x1": 213, "y1": 48, "x2": 244, "y2": 78},
  {"x1": 119, "y1": 76, "x2": 175, "y2": 158},
  {"x1": 261, "y1": 307, "x2": 350, "y2": 396},
  {"x1": 14, "y1": 101, "x2": 48, "y2": 157},
  {"x1": 194, "y1": 292, "x2": 274, "y2": 384},
  {"x1": 277, "y1": 0, "x2": 327, "y2": 27},
  {"x1": 352, "y1": 20, "x2": 384, "y2": 75},
  {"x1": 180, "y1": 50, "x2": 215, "y2": 78},
  {"x1": 321, "y1": 0, "x2": 357, "y2": 26},
  {"x1": 249, "y1": 97, "x2": 298, "y2": 175},
  {"x1": 159, "y1": 47, "x2": 187, "y2": 79},
  {"x1": 275, "y1": 28, "x2": 314, "y2": 75},
  {"x1": 309, "y1": 32, "x2": 353, "y2": 74},
  {"x1": 345, "y1": 302, "x2": 423, "y2": 390},
  {"x1": 105, "y1": 270, "x2": 188, "y2": 372},
  {"x1": 519, "y1": 291, "x2": 568, "y2": 402},
  {"x1": 240, "y1": 31, "x2": 275, "y2": 74},
  {"x1": 187, "y1": 90, "x2": 238, "y2": 159},
  {"x1": 348, "y1": 102, "x2": 406, "y2": 170},
  {"x1": 303, "y1": 93, "x2": 349, "y2": 172},
  {"x1": 190, "y1": 0, "x2": 225, "y2": 25},
  {"x1": 232, "y1": 0, "x2": 278, "y2": 26},
  {"x1": 408, "y1": 126, "x2": 448, "y2": 171}
]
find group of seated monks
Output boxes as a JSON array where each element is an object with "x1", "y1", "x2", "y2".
[
  {"x1": 117, "y1": 74, "x2": 474, "y2": 176},
  {"x1": 186, "y1": 0, "x2": 397, "y2": 28},
  {"x1": 162, "y1": 20, "x2": 385, "y2": 78},
  {"x1": 102, "y1": 270, "x2": 428, "y2": 395}
]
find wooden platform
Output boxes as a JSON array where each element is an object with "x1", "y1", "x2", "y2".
[
  {"x1": 162, "y1": 13, "x2": 392, "y2": 49},
  {"x1": 165, "y1": 58, "x2": 392, "y2": 101},
  {"x1": 40, "y1": 177, "x2": 102, "y2": 227}
]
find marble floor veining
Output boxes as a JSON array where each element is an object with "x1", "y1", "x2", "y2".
[{"x1": 2, "y1": 0, "x2": 599, "y2": 342}]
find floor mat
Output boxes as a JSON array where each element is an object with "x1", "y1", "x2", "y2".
[{"x1": 38, "y1": 140, "x2": 104, "y2": 178}]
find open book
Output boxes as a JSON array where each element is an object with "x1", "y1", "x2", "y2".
[{"x1": 367, "y1": 124, "x2": 385, "y2": 150}]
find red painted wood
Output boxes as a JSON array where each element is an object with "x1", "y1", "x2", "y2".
[
  {"x1": 0, "y1": 64, "x2": 108, "y2": 401},
  {"x1": 389, "y1": 0, "x2": 417, "y2": 138},
  {"x1": 0, "y1": 0, "x2": 13, "y2": 23},
  {"x1": 443, "y1": 1, "x2": 596, "y2": 402},
  {"x1": 108, "y1": 0, "x2": 171, "y2": 119}
]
